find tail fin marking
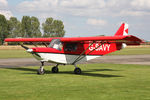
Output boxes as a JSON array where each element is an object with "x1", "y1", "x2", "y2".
[{"x1": 114, "y1": 23, "x2": 128, "y2": 36}]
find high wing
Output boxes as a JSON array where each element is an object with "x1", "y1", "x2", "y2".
[{"x1": 5, "y1": 35, "x2": 142, "y2": 45}]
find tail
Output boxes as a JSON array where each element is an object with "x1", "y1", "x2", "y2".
[{"x1": 114, "y1": 23, "x2": 128, "y2": 36}]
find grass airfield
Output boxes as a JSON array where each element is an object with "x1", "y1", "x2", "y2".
[
  {"x1": 0, "y1": 45, "x2": 150, "y2": 100},
  {"x1": 0, "y1": 64, "x2": 150, "y2": 100}
]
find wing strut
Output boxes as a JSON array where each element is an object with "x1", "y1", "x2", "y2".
[
  {"x1": 72, "y1": 41, "x2": 106, "y2": 65},
  {"x1": 72, "y1": 41, "x2": 95, "y2": 64},
  {"x1": 42, "y1": 42, "x2": 48, "y2": 47},
  {"x1": 30, "y1": 42, "x2": 38, "y2": 47}
]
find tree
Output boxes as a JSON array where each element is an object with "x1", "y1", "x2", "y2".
[
  {"x1": 42, "y1": 17, "x2": 65, "y2": 37},
  {"x1": 0, "y1": 14, "x2": 9, "y2": 44},
  {"x1": 21, "y1": 16, "x2": 32, "y2": 37},
  {"x1": 31, "y1": 16, "x2": 41, "y2": 37},
  {"x1": 7, "y1": 17, "x2": 21, "y2": 38}
]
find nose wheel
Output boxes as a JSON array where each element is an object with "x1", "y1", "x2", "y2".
[
  {"x1": 37, "y1": 61, "x2": 45, "y2": 75},
  {"x1": 37, "y1": 68, "x2": 45, "y2": 75},
  {"x1": 52, "y1": 64, "x2": 59, "y2": 73}
]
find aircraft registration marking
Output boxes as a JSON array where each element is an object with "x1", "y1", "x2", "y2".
[{"x1": 89, "y1": 44, "x2": 111, "y2": 51}]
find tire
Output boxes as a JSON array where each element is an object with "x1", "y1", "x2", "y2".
[
  {"x1": 74, "y1": 67, "x2": 81, "y2": 74},
  {"x1": 37, "y1": 69, "x2": 45, "y2": 75},
  {"x1": 52, "y1": 66, "x2": 59, "y2": 73}
]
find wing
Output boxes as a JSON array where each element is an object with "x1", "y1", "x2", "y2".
[
  {"x1": 5, "y1": 38, "x2": 54, "y2": 42},
  {"x1": 61, "y1": 35, "x2": 142, "y2": 45},
  {"x1": 5, "y1": 35, "x2": 142, "y2": 45}
]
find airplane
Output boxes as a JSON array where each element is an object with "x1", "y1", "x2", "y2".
[{"x1": 5, "y1": 23, "x2": 142, "y2": 75}]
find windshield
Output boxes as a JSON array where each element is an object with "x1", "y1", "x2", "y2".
[{"x1": 48, "y1": 39, "x2": 62, "y2": 51}]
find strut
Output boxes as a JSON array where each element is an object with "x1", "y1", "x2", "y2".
[
  {"x1": 72, "y1": 41, "x2": 106, "y2": 64},
  {"x1": 72, "y1": 41, "x2": 95, "y2": 64}
]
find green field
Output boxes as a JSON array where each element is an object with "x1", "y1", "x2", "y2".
[
  {"x1": 0, "y1": 50, "x2": 32, "y2": 59},
  {"x1": 0, "y1": 64, "x2": 150, "y2": 100},
  {"x1": 109, "y1": 47, "x2": 150, "y2": 55},
  {"x1": 0, "y1": 47, "x2": 150, "y2": 59}
]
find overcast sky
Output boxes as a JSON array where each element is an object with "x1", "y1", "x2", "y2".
[{"x1": 0, "y1": 0, "x2": 150, "y2": 40}]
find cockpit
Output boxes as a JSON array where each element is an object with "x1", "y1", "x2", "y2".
[
  {"x1": 48, "y1": 39, "x2": 78, "y2": 52},
  {"x1": 48, "y1": 39, "x2": 63, "y2": 51}
]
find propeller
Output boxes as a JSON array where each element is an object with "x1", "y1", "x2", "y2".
[
  {"x1": 21, "y1": 44, "x2": 29, "y2": 50},
  {"x1": 20, "y1": 44, "x2": 41, "y2": 57}
]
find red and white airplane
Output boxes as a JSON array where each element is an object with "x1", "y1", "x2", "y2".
[{"x1": 5, "y1": 23, "x2": 142, "y2": 75}]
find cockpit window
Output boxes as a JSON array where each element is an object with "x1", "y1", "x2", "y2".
[{"x1": 48, "y1": 39, "x2": 62, "y2": 51}]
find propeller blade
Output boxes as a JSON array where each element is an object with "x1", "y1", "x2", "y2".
[
  {"x1": 21, "y1": 45, "x2": 29, "y2": 50},
  {"x1": 21, "y1": 44, "x2": 41, "y2": 57}
]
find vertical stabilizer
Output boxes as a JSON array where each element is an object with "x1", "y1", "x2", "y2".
[{"x1": 114, "y1": 23, "x2": 128, "y2": 36}]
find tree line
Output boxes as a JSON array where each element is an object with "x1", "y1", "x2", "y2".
[{"x1": 0, "y1": 14, "x2": 65, "y2": 45}]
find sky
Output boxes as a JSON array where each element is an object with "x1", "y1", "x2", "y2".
[{"x1": 0, "y1": 0, "x2": 150, "y2": 40}]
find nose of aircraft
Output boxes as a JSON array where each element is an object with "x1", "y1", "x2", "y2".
[{"x1": 26, "y1": 48, "x2": 33, "y2": 53}]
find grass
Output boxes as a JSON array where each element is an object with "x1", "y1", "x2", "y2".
[
  {"x1": 0, "y1": 63, "x2": 150, "y2": 100},
  {"x1": 109, "y1": 47, "x2": 150, "y2": 55},
  {"x1": 0, "y1": 46, "x2": 150, "y2": 59},
  {"x1": 0, "y1": 50, "x2": 32, "y2": 58}
]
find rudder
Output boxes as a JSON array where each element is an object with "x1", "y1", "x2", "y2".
[{"x1": 114, "y1": 23, "x2": 128, "y2": 36}]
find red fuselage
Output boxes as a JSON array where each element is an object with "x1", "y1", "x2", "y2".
[{"x1": 31, "y1": 42, "x2": 122, "y2": 56}]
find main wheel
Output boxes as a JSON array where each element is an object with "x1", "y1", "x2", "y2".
[
  {"x1": 74, "y1": 67, "x2": 81, "y2": 74},
  {"x1": 52, "y1": 66, "x2": 59, "y2": 73},
  {"x1": 37, "y1": 69, "x2": 45, "y2": 75}
]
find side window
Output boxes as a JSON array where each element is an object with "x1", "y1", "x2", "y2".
[
  {"x1": 65, "y1": 43, "x2": 77, "y2": 52},
  {"x1": 48, "y1": 39, "x2": 63, "y2": 51}
]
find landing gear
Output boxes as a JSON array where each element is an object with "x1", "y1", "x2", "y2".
[
  {"x1": 52, "y1": 64, "x2": 59, "y2": 73},
  {"x1": 37, "y1": 61, "x2": 45, "y2": 75},
  {"x1": 37, "y1": 62, "x2": 81, "y2": 75},
  {"x1": 74, "y1": 65, "x2": 81, "y2": 74}
]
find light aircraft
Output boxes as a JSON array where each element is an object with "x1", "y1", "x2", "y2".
[{"x1": 5, "y1": 23, "x2": 142, "y2": 75}]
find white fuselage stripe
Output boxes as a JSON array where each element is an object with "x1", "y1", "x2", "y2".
[{"x1": 33, "y1": 53, "x2": 102, "y2": 64}]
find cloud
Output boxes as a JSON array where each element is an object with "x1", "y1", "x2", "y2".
[
  {"x1": 60, "y1": 0, "x2": 106, "y2": 8},
  {"x1": 17, "y1": 0, "x2": 58, "y2": 12},
  {"x1": 16, "y1": 0, "x2": 150, "y2": 18},
  {"x1": 0, "y1": 0, "x2": 8, "y2": 7},
  {"x1": 10, "y1": 0, "x2": 150, "y2": 40},
  {"x1": 118, "y1": 10, "x2": 150, "y2": 16},
  {"x1": 131, "y1": 0, "x2": 150, "y2": 10},
  {"x1": 0, "y1": 10, "x2": 13, "y2": 19},
  {"x1": 0, "y1": 0, "x2": 13, "y2": 19},
  {"x1": 87, "y1": 18, "x2": 107, "y2": 26}
]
